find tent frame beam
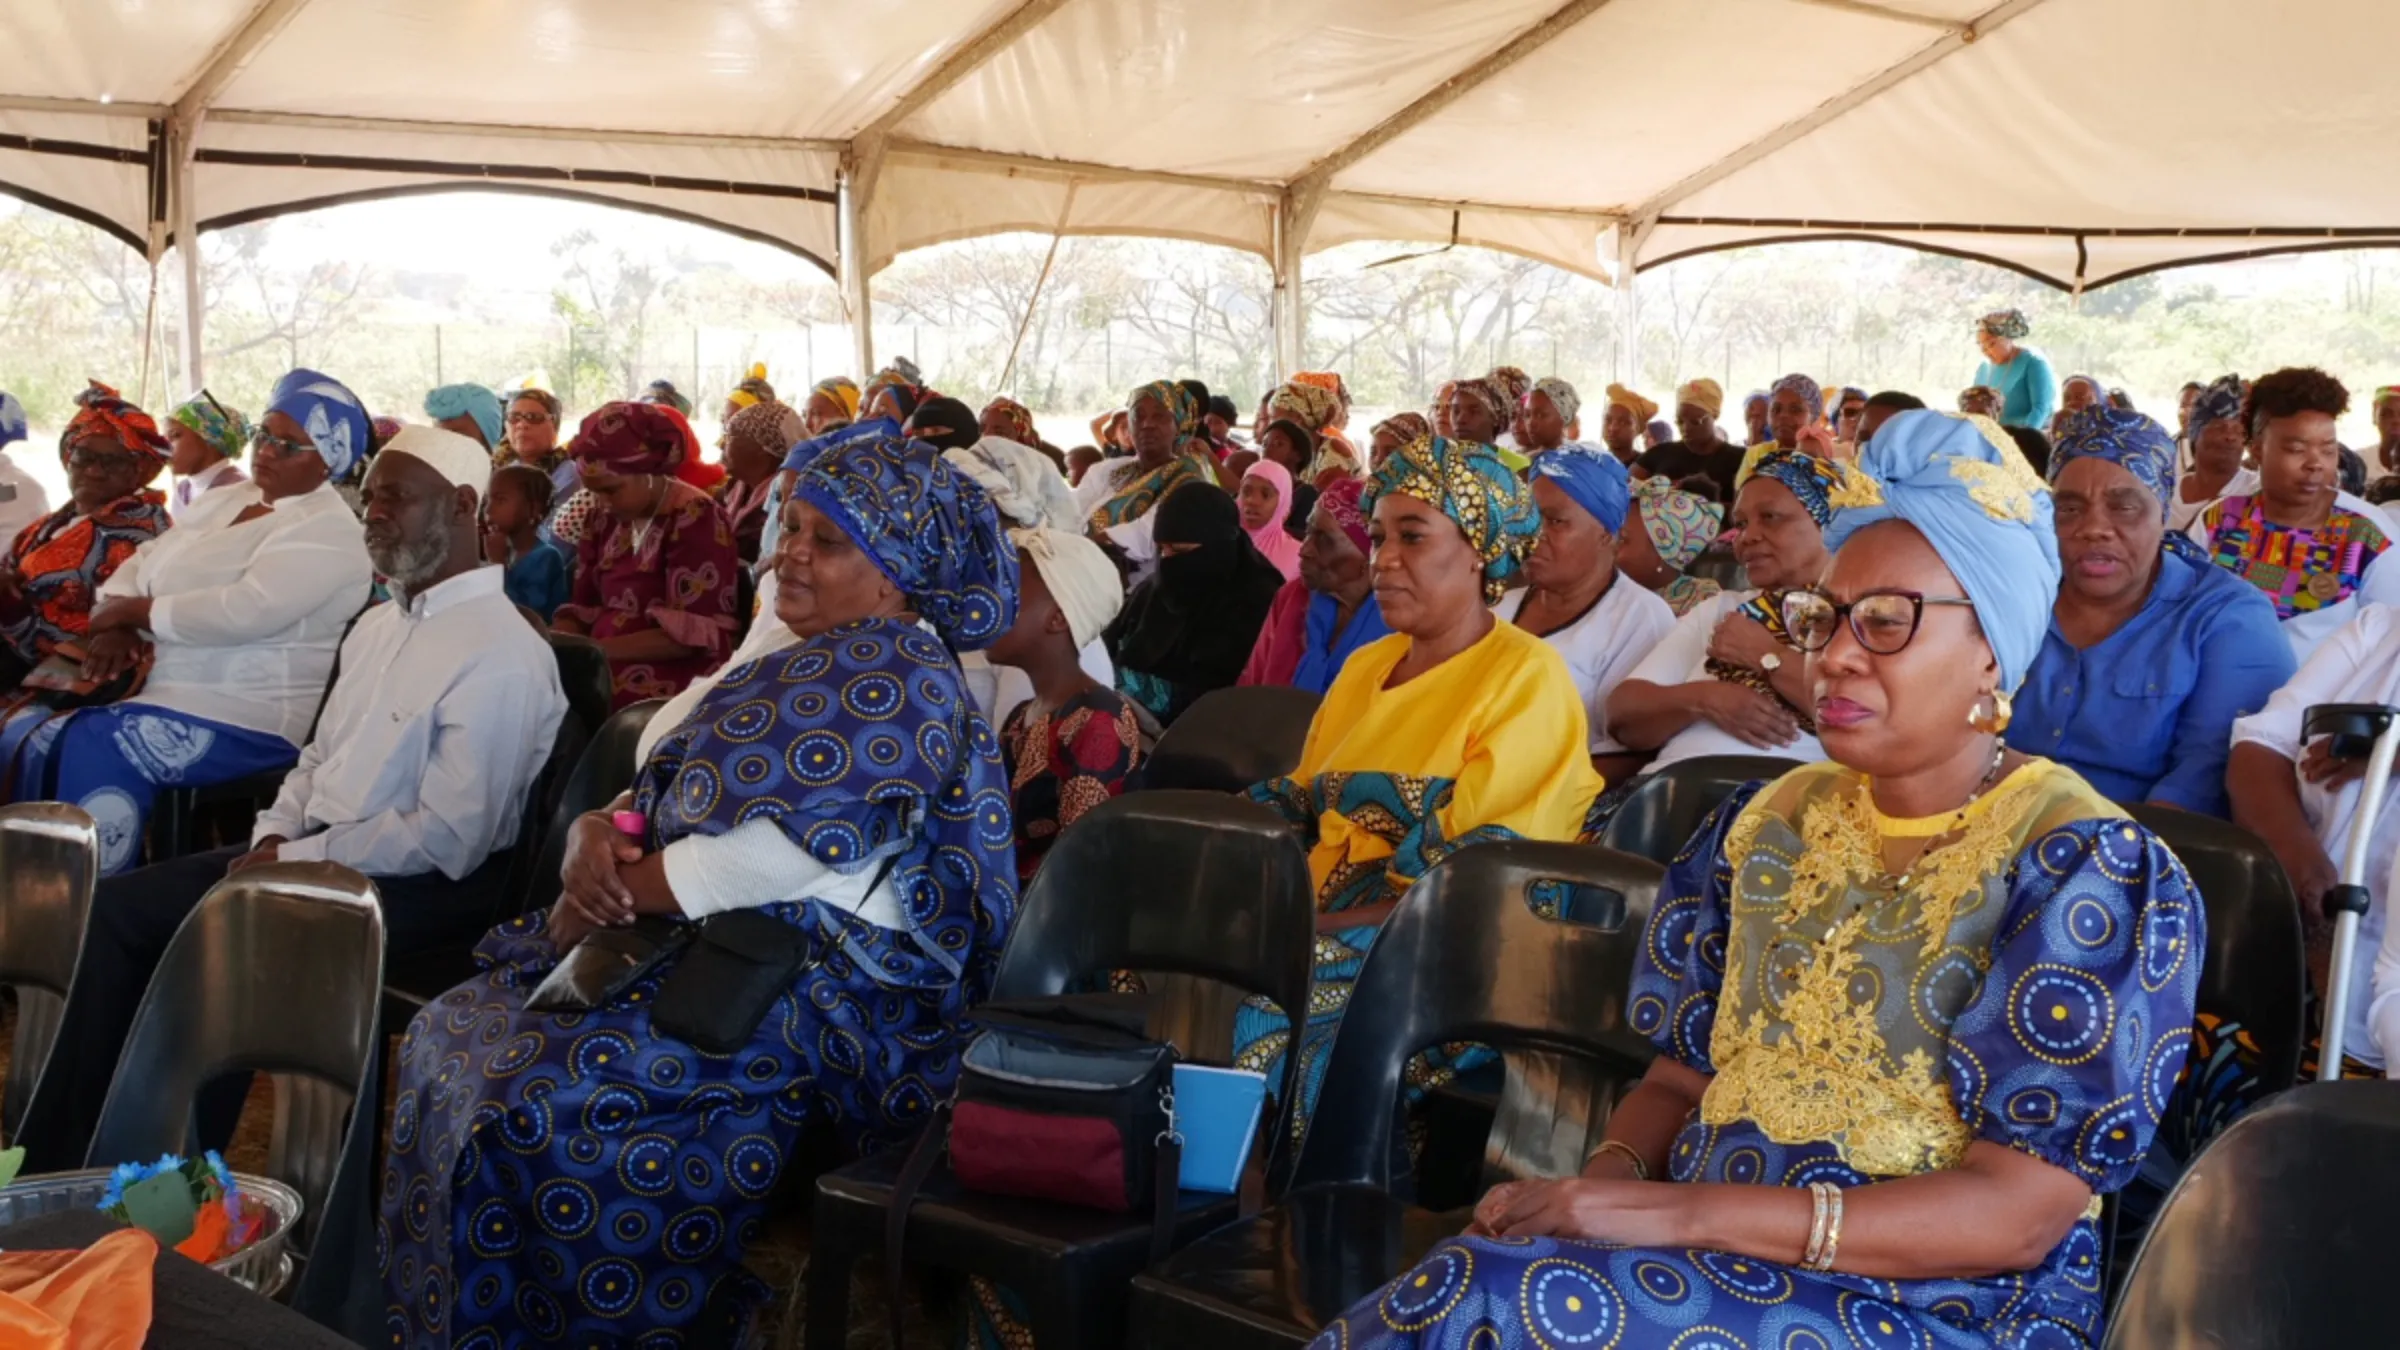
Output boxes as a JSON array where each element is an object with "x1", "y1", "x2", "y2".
[
  {"x1": 1782, "y1": 0, "x2": 1969, "y2": 32},
  {"x1": 855, "y1": 0, "x2": 1084, "y2": 144},
  {"x1": 170, "y1": 0, "x2": 318, "y2": 122}
]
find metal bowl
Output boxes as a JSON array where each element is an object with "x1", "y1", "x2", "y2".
[{"x1": 0, "y1": 1168, "x2": 305, "y2": 1298}]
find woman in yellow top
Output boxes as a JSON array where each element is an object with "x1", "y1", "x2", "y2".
[
  {"x1": 1232, "y1": 432, "x2": 1604, "y2": 1135},
  {"x1": 1316, "y1": 412, "x2": 2205, "y2": 1350}
]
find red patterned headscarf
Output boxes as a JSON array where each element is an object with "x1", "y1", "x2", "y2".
[
  {"x1": 1315, "y1": 474, "x2": 1371, "y2": 556},
  {"x1": 981, "y1": 396, "x2": 1039, "y2": 446},
  {"x1": 573, "y1": 401, "x2": 690, "y2": 476},
  {"x1": 61, "y1": 381, "x2": 169, "y2": 468}
]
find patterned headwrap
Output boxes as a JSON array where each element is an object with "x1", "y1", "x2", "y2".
[
  {"x1": 726, "y1": 363, "x2": 775, "y2": 412},
  {"x1": 2050, "y1": 407, "x2": 2179, "y2": 520},
  {"x1": 2187, "y1": 374, "x2": 2244, "y2": 439},
  {"x1": 0, "y1": 392, "x2": 23, "y2": 447},
  {"x1": 1676, "y1": 378, "x2": 1725, "y2": 419},
  {"x1": 1291, "y1": 371, "x2": 1351, "y2": 420},
  {"x1": 946, "y1": 435, "x2": 1081, "y2": 533},
  {"x1": 2375, "y1": 385, "x2": 2400, "y2": 412},
  {"x1": 1633, "y1": 477, "x2": 1724, "y2": 570},
  {"x1": 1770, "y1": 372, "x2": 1825, "y2": 419},
  {"x1": 572, "y1": 401, "x2": 690, "y2": 475},
  {"x1": 725, "y1": 398, "x2": 804, "y2": 455},
  {"x1": 1130, "y1": 380, "x2": 1201, "y2": 440},
  {"x1": 864, "y1": 360, "x2": 925, "y2": 421},
  {"x1": 1531, "y1": 377, "x2": 1582, "y2": 425},
  {"x1": 424, "y1": 383, "x2": 503, "y2": 447},
  {"x1": 1368, "y1": 434, "x2": 1539, "y2": 604},
  {"x1": 1736, "y1": 448, "x2": 1840, "y2": 528},
  {"x1": 813, "y1": 376, "x2": 864, "y2": 422},
  {"x1": 1821, "y1": 410, "x2": 2059, "y2": 691},
  {"x1": 1266, "y1": 381, "x2": 1339, "y2": 436},
  {"x1": 1529, "y1": 443, "x2": 1630, "y2": 533},
  {"x1": 370, "y1": 415, "x2": 404, "y2": 453},
  {"x1": 797, "y1": 431, "x2": 1020, "y2": 651},
  {"x1": 62, "y1": 381, "x2": 170, "y2": 467},
  {"x1": 168, "y1": 392, "x2": 249, "y2": 460},
  {"x1": 1371, "y1": 412, "x2": 1431, "y2": 450},
  {"x1": 265, "y1": 369, "x2": 369, "y2": 480},
  {"x1": 1450, "y1": 378, "x2": 1512, "y2": 434},
  {"x1": 1605, "y1": 384, "x2": 1658, "y2": 425},
  {"x1": 1978, "y1": 309, "x2": 2032, "y2": 340},
  {"x1": 1315, "y1": 475, "x2": 1371, "y2": 556},
  {"x1": 1487, "y1": 366, "x2": 1533, "y2": 410},
  {"x1": 980, "y1": 396, "x2": 1038, "y2": 447}
]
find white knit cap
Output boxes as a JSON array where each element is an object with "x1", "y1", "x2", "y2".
[
  {"x1": 1010, "y1": 526, "x2": 1122, "y2": 650},
  {"x1": 379, "y1": 424, "x2": 493, "y2": 497}
]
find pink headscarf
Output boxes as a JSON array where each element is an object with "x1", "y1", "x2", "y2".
[{"x1": 1239, "y1": 459, "x2": 1303, "y2": 581}]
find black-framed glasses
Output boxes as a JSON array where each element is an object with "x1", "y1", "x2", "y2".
[
  {"x1": 1780, "y1": 587, "x2": 1977, "y2": 656},
  {"x1": 505, "y1": 409, "x2": 552, "y2": 425},
  {"x1": 65, "y1": 445, "x2": 137, "y2": 472},
  {"x1": 250, "y1": 425, "x2": 313, "y2": 460}
]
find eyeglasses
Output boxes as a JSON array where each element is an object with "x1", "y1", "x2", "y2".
[
  {"x1": 505, "y1": 410, "x2": 553, "y2": 426},
  {"x1": 65, "y1": 445, "x2": 137, "y2": 472},
  {"x1": 250, "y1": 426, "x2": 315, "y2": 460},
  {"x1": 1780, "y1": 587, "x2": 1977, "y2": 656}
]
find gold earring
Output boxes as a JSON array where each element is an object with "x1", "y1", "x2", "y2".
[{"x1": 1967, "y1": 690, "x2": 2014, "y2": 735}]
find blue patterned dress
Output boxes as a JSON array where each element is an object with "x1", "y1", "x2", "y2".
[
  {"x1": 1315, "y1": 758, "x2": 2204, "y2": 1350},
  {"x1": 378, "y1": 619, "x2": 1017, "y2": 1348}
]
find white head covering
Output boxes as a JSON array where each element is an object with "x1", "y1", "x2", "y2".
[
  {"x1": 379, "y1": 424, "x2": 494, "y2": 497},
  {"x1": 1010, "y1": 526, "x2": 1122, "y2": 650},
  {"x1": 945, "y1": 436, "x2": 1081, "y2": 532}
]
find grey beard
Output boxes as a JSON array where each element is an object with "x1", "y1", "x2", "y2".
[{"x1": 371, "y1": 532, "x2": 452, "y2": 597}]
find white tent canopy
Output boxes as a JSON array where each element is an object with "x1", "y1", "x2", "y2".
[{"x1": 6, "y1": 0, "x2": 2398, "y2": 381}]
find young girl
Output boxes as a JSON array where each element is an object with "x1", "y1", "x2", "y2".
[{"x1": 486, "y1": 462, "x2": 570, "y2": 621}]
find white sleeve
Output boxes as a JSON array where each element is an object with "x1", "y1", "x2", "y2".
[
  {"x1": 2374, "y1": 842, "x2": 2400, "y2": 1077},
  {"x1": 2230, "y1": 608, "x2": 2386, "y2": 760},
  {"x1": 1590, "y1": 594, "x2": 1682, "y2": 754},
  {"x1": 660, "y1": 817, "x2": 903, "y2": 922},
  {"x1": 1624, "y1": 593, "x2": 1722, "y2": 688}
]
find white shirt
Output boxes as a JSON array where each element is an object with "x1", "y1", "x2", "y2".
[
  {"x1": 253, "y1": 566, "x2": 566, "y2": 881},
  {"x1": 1623, "y1": 589, "x2": 1825, "y2": 773},
  {"x1": 662, "y1": 820, "x2": 905, "y2": 929},
  {"x1": 100, "y1": 482, "x2": 374, "y2": 744},
  {"x1": 2165, "y1": 466, "x2": 2258, "y2": 535},
  {"x1": 169, "y1": 459, "x2": 248, "y2": 523},
  {"x1": 2185, "y1": 489, "x2": 2400, "y2": 665},
  {"x1": 0, "y1": 455, "x2": 50, "y2": 544},
  {"x1": 1494, "y1": 577, "x2": 1676, "y2": 755},
  {"x1": 2231, "y1": 603, "x2": 2400, "y2": 1071}
]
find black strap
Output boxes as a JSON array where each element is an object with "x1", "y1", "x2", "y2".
[
  {"x1": 1149, "y1": 1135, "x2": 1182, "y2": 1268},
  {"x1": 885, "y1": 1107, "x2": 951, "y2": 1350}
]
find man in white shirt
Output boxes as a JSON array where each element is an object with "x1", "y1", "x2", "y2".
[{"x1": 19, "y1": 426, "x2": 568, "y2": 1170}]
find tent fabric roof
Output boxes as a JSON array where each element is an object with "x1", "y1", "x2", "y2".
[{"x1": 4, "y1": 0, "x2": 2396, "y2": 292}]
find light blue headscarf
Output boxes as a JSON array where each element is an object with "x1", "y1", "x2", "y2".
[
  {"x1": 1529, "y1": 443, "x2": 1631, "y2": 534},
  {"x1": 423, "y1": 383, "x2": 503, "y2": 448},
  {"x1": 267, "y1": 369, "x2": 370, "y2": 481},
  {"x1": 1820, "y1": 410, "x2": 2060, "y2": 692},
  {"x1": 0, "y1": 392, "x2": 24, "y2": 447}
]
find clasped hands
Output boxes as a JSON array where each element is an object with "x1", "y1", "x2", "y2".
[{"x1": 549, "y1": 810, "x2": 646, "y2": 948}]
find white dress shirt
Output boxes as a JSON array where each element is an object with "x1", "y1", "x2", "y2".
[
  {"x1": 99, "y1": 482, "x2": 374, "y2": 744},
  {"x1": 169, "y1": 459, "x2": 249, "y2": 523},
  {"x1": 2230, "y1": 603, "x2": 2400, "y2": 1071},
  {"x1": 1623, "y1": 589, "x2": 1825, "y2": 774},
  {"x1": 1495, "y1": 576, "x2": 1678, "y2": 755},
  {"x1": 252, "y1": 566, "x2": 566, "y2": 881}
]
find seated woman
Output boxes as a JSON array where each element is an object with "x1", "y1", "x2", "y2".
[
  {"x1": 1231, "y1": 434, "x2": 1604, "y2": 1133},
  {"x1": 163, "y1": 391, "x2": 247, "y2": 522},
  {"x1": 1106, "y1": 481, "x2": 1284, "y2": 725},
  {"x1": 1443, "y1": 377, "x2": 1525, "y2": 469},
  {"x1": 1504, "y1": 446, "x2": 1677, "y2": 783},
  {"x1": 550, "y1": 401, "x2": 740, "y2": 708},
  {"x1": 2192, "y1": 366, "x2": 2397, "y2": 662},
  {"x1": 0, "y1": 385, "x2": 172, "y2": 690},
  {"x1": 1731, "y1": 373, "x2": 1826, "y2": 482},
  {"x1": 805, "y1": 374, "x2": 862, "y2": 436},
  {"x1": 939, "y1": 432, "x2": 1116, "y2": 728},
  {"x1": 719, "y1": 398, "x2": 800, "y2": 564},
  {"x1": 1322, "y1": 410, "x2": 2204, "y2": 1350},
  {"x1": 1605, "y1": 450, "x2": 1837, "y2": 786},
  {"x1": 1238, "y1": 459, "x2": 1303, "y2": 581},
  {"x1": 2012, "y1": 408, "x2": 2292, "y2": 818},
  {"x1": 1515, "y1": 377, "x2": 1580, "y2": 459},
  {"x1": 1367, "y1": 412, "x2": 1429, "y2": 473},
  {"x1": 1072, "y1": 381, "x2": 1217, "y2": 577},
  {"x1": 2167, "y1": 374, "x2": 2254, "y2": 533},
  {"x1": 378, "y1": 432, "x2": 1020, "y2": 1347},
  {"x1": 987, "y1": 526, "x2": 1140, "y2": 886},
  {"x1": 1615, "y1": 476, "x2": 1725, "y2": 617},
  {"x1": 424, "y1": 382, "x2": 503, "y2": 454},
  {"x1": 1238, "y1": 478, "x2": 1390, "y2": 695},
  {"x1": 16, "y1": 370, "x2": 374, "y2": 875},
  {"x1": 1288, "y1": 371, "x2": 1361, "y2": 484}
]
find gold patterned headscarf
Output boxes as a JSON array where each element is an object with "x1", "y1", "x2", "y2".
[{"x1": 1367, "y1": 434, "x2": 1539, "y2": 604}]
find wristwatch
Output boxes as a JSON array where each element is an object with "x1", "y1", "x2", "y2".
[{"x1": 1759, "y1": 652, "x2": 1783, "y2": 673}]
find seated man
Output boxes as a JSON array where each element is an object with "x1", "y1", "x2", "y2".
[{"x1": 16, "y1": 426, "x2": 568, "y2": 1170}]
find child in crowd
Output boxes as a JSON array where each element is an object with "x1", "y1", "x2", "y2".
[{"x1": 486, "y1": 462, "x2": 570, "y2": 621}]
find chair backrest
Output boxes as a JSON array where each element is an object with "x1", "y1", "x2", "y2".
[
  {"x1": 1600, "y1": 755, "x2": 1798, "y2": 866},
  {"x1": 547, "y1": 631, "x2": 614, "y2": 746},
  {"x1": 2105, "y1": 1081, "x2": 2400, "y2": 1349},
  {"x1": 990, "y1": 790, "x2": 1317, "y2": 1129},
  {"x1": 1292, "y1": 840, "x2": 1662, "y2": 1190},
  {"x1": 1687, "y1": 552, "x2": 1748, "y2": 591},
  {"x1": 1139, "y1": 685, "x2": 1322, "y2": 792},
  {"x1": 517, "y1": 698, "x2": 666, "y2": 916},
  {"x1": 85, "y1": 862, "x2": 385, "y2": 1268},
  {"x1": 0, "y1": 805, "x2": 96, "y2": 1135},
  {"x1": 2125, "y1": 803, "x2": 2307, "y2": 1104}
]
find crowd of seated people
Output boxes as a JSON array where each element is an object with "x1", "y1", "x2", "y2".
[{"x1": 10, "y1": 306, "x2": 2400, "y2": 1347}]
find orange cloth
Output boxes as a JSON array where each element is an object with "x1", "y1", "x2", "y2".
[{"x1": 0, "y1": 1228, "x2": 156, "y2": 1349}]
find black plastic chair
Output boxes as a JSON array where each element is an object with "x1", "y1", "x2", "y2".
[
  {"x1": 1139, "y1": 685, "x2": 1321, "y2": 792},
  {"x1": 0, "y1": 804, "x2": 97, "y2": 1136},
  {"x1": 547, "y1": 631, "x2": 613, "y2": 750},
  {"x1": 1599, "y1": 753, "x2": 1798, "y2": 865},
  {"x1": 78, "y1": 861, "x2": 386, "y2": 1326},
  {"x1": 808, "y1": 790, "x2": 1318, "y2": 1350},
  {"x1": 2104, "y1": 1081, "x2": 2400, "y2": 1349},
  {"x1": 1127, "y1": 839, "x2": 1661, "y2": 1349}
]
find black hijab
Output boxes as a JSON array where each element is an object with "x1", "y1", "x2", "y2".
[{"x1": 1107, "y1": 481, "x2": 1286, "y2": 712}]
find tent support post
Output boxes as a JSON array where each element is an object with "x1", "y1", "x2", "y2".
[
  {"x1": 172, "y1": 119, "x2": 205, "y2": 390},
  {"x1": 1274, "y1": 185, "x2": 1322, "y2": 382},
  {"x1": 839, "y1": 139, "x2": 884, "y2": 379}
]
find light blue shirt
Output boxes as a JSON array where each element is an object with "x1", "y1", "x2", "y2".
[
  {"x1": 2009, "y1": 540, "x2": 2293, "y2": 817},
  {"x1": 1975, "y1": 346, "x2": 2060, "y2": 430}
]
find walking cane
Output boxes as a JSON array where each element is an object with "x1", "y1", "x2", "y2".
[{"x1": 2301, "y1": 702, "x2": 2400, "y2": 1079}]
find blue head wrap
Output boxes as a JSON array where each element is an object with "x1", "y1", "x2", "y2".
[
  {"x1": 1771, "y1": 373, "x2": 1824, "y2": 418},
  {"x1": 797, "y1": 431, "x2": 1020, "y2": 651},
  {"x1": 0, "y1": 392, "x2": 24, "y2": 447},
  {"x1": 1528, "y1": 443, "x2": 1631, "y2": 534},
  {"x1": 779, "y1": 415, "x2": 902, "y2": 475},
  {"x1": 423, "y1": 383, "x2": 504, "y2": 448},
  {"x1": 1821, "y1": 411, "x2": 2060, "y2": 692},
  {"x1": 2188, "y1": 374, "x2": 2244, "y2": 439},
  {"x1": 1736, "y1": 448, "x2": 1839, "y2": 528},
  {"x1": 1369, "y1": 432, "x2": 1540, "y2": 604},
  {"x1": 266, "y1": 369, "x2": 370, "y2": 481},
  {"x1": 2050, "y1": 408, "x2": 2179, "y2": 519}
]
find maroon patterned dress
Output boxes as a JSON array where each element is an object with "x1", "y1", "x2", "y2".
[
  {"x1": 554, "y1": 479, "x2": 739, "y2": 708},
  {"x1": 998, "y1": 686, "x2": 1144, "y2": 885}
]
